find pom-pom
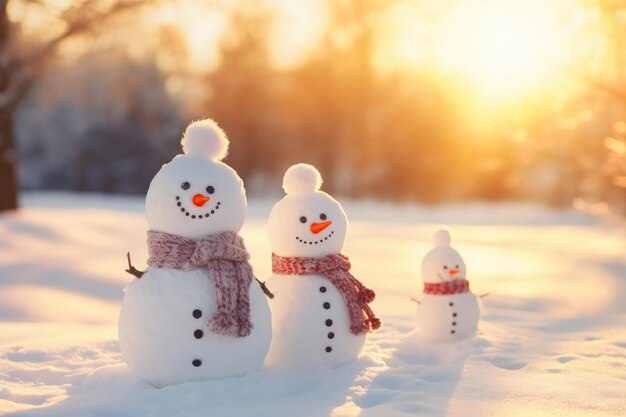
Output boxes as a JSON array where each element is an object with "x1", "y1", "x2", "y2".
[
  {"x1": 433, "y1": 228, "x2": 451, "y2": 247},
  {"x1": 181, "y1": 118, "x2": 229, "y2": 161},
  {"x1": 282, "y1": 163, "x2": 323, "y2": 195}
]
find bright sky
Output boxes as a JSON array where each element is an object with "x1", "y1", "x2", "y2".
[
  {"x1": 13, "y1": 0, "x2": 604, "y2": 116},
  {"x1": 374, "y1": 0, "x2": 597, "y2": 103},
  {"x1": 163, "y1": 0, "x2": 597, "y2": 109}
]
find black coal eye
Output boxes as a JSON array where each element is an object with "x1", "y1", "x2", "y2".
[
  {"x1": 206, "y1": 185, "x2": 215, "y2": 194},
  {"x1": 181, "y1": 181, "x2": 190, "y2": 190},
  {"x1": 455, "y1": 265, "x2": 459, "y2": 269},
  {"x1": 320, "y1": 213, "x2": 327, "y2": 220},
  {"x1": 443, "y1": 265, "x2": 448, "y2": 270},
  {"x1": 300, "y1": 216, "x2": 307, "y2": 223}
]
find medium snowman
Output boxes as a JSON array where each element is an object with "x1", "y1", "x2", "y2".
[
  {"x1": 417, "y1": 229, "x2": 480, "y2": 341},
  {"x1": 266, "y1": 163, "x2": 380, "y2": 368},
  {"x1": 118, "y1": 119, "x2": 272, "y2": 388}
]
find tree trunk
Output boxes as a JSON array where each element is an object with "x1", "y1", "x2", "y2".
[
  {"x1": 0, "y1": 110, "x2": 17, "y2": 211},
  {"x1": 0, "y1": 0, "x2": 16, "y2": 212}
]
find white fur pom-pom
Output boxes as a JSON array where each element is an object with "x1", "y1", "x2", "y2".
[
  {"x1": 433, "y1": 228, "x2": 451, "y2": 247},
  {"x1": 181, "y1": 119, "x2": 229, "y2": 161},
  {"x1": 282, "y1": 163, "x2": 323, "y2": 195}
]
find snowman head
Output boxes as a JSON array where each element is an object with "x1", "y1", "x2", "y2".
[
  {"x1": 421, "y1": 229, "x2": 467, "y2": 284},
  {"x1": 145, "y1": 119, "x2": 246, "y2": 239},
  {"x1": 268, "y1": 164, "x2": 348, "y2": 258}
]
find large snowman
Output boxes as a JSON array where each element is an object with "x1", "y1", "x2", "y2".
[
  {"x1": 118, "y1": 119, "x2": 272, "y2": 388},
  {"x1": 418, "y1": 229, "x2": 480, "y2": 342},
  {"x1": 266, "y1": 163, "x2": 380, "y2": 368}
]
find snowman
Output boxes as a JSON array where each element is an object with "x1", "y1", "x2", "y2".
[
  {"x1": 265, "y1": 163, "x2": 380, "y2": 368},
  {"x1": 118, "y1": 119, "x2": 272, "y2": 388},
  {"x1": 417, "y1": 229, "x2": 480, "y2": 342}
]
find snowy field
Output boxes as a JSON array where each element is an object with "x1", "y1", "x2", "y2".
[{"x1": 1, "y1": 192, "x2": 625, "y2": 417}]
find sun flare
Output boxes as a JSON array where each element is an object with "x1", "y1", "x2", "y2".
[
  {"x1": 381, "y1": 0, "x2": 583, "y2": 104},
  {"x1": 438, "y1": 0, "x2": 572, "y2": 100}
]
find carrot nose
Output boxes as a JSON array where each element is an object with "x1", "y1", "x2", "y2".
[
  {"x1": 310, "y1": 221, "x2": 332, "y2": 234},
  {"x1": 192, "y1": 194, "x2": 210, "y2": 207},
  {"x1": 449, "y1": 269, "x2": 460, "y2": 276}
]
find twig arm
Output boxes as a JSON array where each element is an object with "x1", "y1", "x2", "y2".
[
  {"x1": 256, "y1": 278, "x2": 274, "y2": 299},
  {"x1": 125, "y1": 251, "x2": 144, "y2": 278}
]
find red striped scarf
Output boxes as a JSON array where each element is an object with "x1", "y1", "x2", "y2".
[
  {"x1": 271, "y1": 253, "x2": 381, "y2": 335},
  {"x1": 424, "y1": 279, "x2": 470, "y2": 295}
]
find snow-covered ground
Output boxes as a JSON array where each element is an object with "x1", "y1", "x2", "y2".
[{"x1": 1, "y1": 192, "x2": 625, "y2": 417}]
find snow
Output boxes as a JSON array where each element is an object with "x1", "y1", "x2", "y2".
[{"x1": 1, "y1": 192, "x2": 625, "y2": 417}]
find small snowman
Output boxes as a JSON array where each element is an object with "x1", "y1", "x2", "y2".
[
  {"x1": 118, "y1": 119, "x2": 272, "y2": 387},
  {"x1": 417, "y1": 229, "x2": 480, "y2": 342},
  {"x1": 266, "y1": 163, "x2": 380, "y2": 368}
]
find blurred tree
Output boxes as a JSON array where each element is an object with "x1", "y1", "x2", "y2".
[
  {"x1": 374, "y1": 74, "x2": 462, "y2": 202},
  {"x1": 284, "y1": 0, "x2": 396, "y2": 196},
  {"x1": 17, "y1": 48, "x2": 182, "y2": 194},
  {"x1": 0, "y1": 0, "x2": 151, "y2": 212},
  {"x1": 203, "y1": 4, "x2": 285, "y2": 194},
  {"x1": 288, "y1": 0, "x2": 467, "y2": 201},
  {"x1": 203, "y1": 0, "x2": 470, "y2": 202},
  {"x1": 524, "y1": 0, "x2": 626, "y2": 211},
  {"x1": 586, "y1": 0, "x2": 626, "y2": 215}
]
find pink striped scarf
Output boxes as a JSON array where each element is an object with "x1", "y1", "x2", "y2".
[
  {"x1": 424, "y1": 279, "x2": 470, "y2": 295},
  {"x1": 271, "y1": 253, "x2": 381, "y2": 335},
  {"x1": 147, "y1": 230, "x2": 253, "y2": 338}
]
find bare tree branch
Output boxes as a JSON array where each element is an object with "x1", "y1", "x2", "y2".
[
  {"x1": 0, "y1": 0, "x2": 153, "y2": 112},
  {"x1": 22, "y1": 0, "x2": 151, "y2": 71}
]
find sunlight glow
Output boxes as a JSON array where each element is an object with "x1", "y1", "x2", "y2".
[
  {"x1": 378, "y1": 0, "x2": 585, "y2": 105},
  {"x1": 437, "y1": 0, "x2": 572, "y2": 101},
  {"x1": 150, "y1": 3, "x2": 228, "y2": 72},
  {"x1": 16, "y1": 0, "x2": 600, "y2": 122},
  {"x1": 268, "y1": 0, "x2": 328, "y2": 69}
]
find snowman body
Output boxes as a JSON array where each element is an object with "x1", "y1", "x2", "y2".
[
  {"x1": 266, "y1": 273, "x2": 365, "y2": 367},
  {"x1": 119, "y1": 268, "x2": 271, "y2": 387},
  {"x1": 417, "y1": 229, "x2": 481, "y2": 342},
  {"x1": 118, "y1": 119, "x2": 271, "y2": 387},
  {"x1": 418, "y1": 291, "x2": 479, "y2": 342}
]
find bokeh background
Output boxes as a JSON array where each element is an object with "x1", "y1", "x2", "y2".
[{"x1": 2, "y1": 0, "x2": 626, "y2": 216}]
